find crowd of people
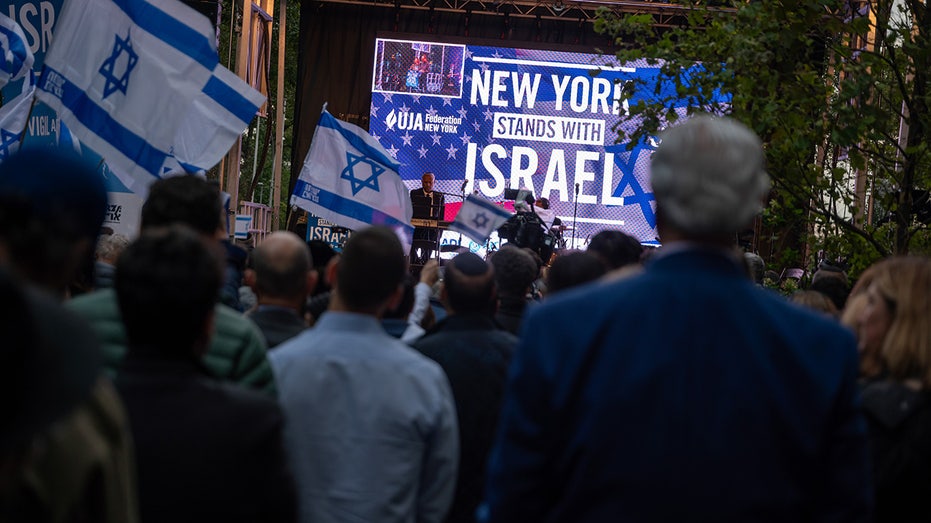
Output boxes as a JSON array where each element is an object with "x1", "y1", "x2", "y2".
[{"x1": 1, "y1": 115, "x2": 930, "y2": 522}]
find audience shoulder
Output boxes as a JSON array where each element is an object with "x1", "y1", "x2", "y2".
[
  {"x1": 757, "y1": 285, "x2": 860, "y2": 368},
  {"x1": 67, "y1": 287, "x2": 119, "y2": 319},
  {"x1": 215, "y1": 302, "x2": 263, "y2": 335}
]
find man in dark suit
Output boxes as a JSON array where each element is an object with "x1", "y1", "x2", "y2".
[
  {"x1": 410, "y1": 171, "x2": 444, "y2": 267},
  {"x1": 482, "y1": 116, "x2": 873, "y2": 522},
  {"x1": 245, "y1": 231, "x2": 316, "y2": 348},
  {"x1": 114, "y1": 226, "x2": 296, "y2": 523}
]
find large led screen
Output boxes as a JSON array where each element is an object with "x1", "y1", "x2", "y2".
[{"x1": 370, "y1": 36, "x2": 702, "y2": 248}]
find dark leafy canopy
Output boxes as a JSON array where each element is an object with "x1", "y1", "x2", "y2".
[{"x1": 595, "y1": 0, "x2": 931, "y2": 272}]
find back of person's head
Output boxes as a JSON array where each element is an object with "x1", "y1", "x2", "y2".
[
  {"x1": 306, "y1": 239, "x2": 337, "y2": 295},
  {"x1": 95, "y1": 233, "x2": 131, "y2": 264},
  {"x1": 521, "y1": 247, "x2": 544, "y2": 277},
  {"x1": 848, "y1": 262, "x2": 880, "y2": 299},
  {"x1": 252, "y1": 231, "x2": 313, "y2": 301},
  {"x1": 812, "y1": 261, "x2": 849, "y2": 286},
  {"x1": 743, "y1": 252, "x2": 765, "y2": 284},
  {"x1": 443, "y1": 252, "x2": 496, "y2": 315},
  {"x1": 116, "y1": 226, "x2": 222, "y2": 357},
  {"x1": 140, "y1": 176, "x2": 221, "y2": 236},
  {"x1": 0, "y1": 269, "x2": 100, "y2": 458},
  {"x1": 383, "y1": 274, "x2": 417, "y2": 320},
  {"x1": 335, "y1": 226, "x2": 406, "y2": 312},
  {"x1": 0, "y1": 148, "x2": 107, "y2": 293},
  {"x1": 840, "y1": 292, "x2": 868, "y2": 335},
  {"x1": 546, "y1": 251, "x2": 607, "y2": 295},
  {"x1": 809, "y1": 275, "x2": 850, "y2": 311},
  {"x1": 587, "y1": 230, "x2": 643, "y2": 270},
  {"x1": 790, "y1": 290, "x2": 839, "y2": 317},
  {"x1": 863, "y1": 256, "x2": 931, "y2": 386},
  {"x1": 650, "y1": 115, "x2": 770, "y2": 238},
  {"x1": 490, "y1": 245, "x2": 538, "y2": 298}
]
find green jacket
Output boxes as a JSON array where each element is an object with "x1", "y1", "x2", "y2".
[{"x1": 68, "y1": 289, "x2": 276, "y2": 396}]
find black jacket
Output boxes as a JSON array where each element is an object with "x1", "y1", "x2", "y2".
[
  {"x1": 246, "y1": 306, "x2": 307, "y2": 349},
  {"x1": 862, "y1": 380, "x2": 931, "y2": 523},
  {"x1": 412, "y1": 314, "x2": 517, "y2": 523},
  {"x1": 115, "y1": 354, "x2": 296, "y2": 523}
]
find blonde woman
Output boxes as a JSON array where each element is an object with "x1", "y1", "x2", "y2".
[
  {"x1": 858, "y1": 256, "x2": 931, "y2": 522},
  {"x1": 842, "y1": 264, "x2": 883, "y2": 382}
]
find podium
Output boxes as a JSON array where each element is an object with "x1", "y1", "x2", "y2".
[{"x1": 409, "y1": 195, "x2": 447, "y2": 273}]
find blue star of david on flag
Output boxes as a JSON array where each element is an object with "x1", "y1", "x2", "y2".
[
  {"x1": 340, "y1": 151, "x2": 386, "y2": 196},
  {"x1": 99, "y1": 29, "x2": 138, "y2": 99},
  {"x1": 606, "y1": 141, "x2": 657, "y2": 228},
  {"x1": 472, "y1": 212, "x2": 489, "y2": 229},
  {"x1": 0, "y1": 127, "x2": 19, "y2": 160},
  {"x1": 450, "y1": 194, "x2": 512, "y2": 243}
]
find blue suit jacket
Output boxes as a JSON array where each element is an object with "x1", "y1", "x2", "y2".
[{"x1": 483, "y1": 247, "x2": 872, "y2": 522}]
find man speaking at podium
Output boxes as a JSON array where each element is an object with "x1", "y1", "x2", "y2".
[{"x1": 410, "y1": 172, "x2": 445, "y2": 267}]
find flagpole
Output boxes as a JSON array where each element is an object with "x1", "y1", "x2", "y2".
[
  {"x1": 571, "y1": 182, "x2": 579, "y2": 248},
  {"x1": 271, "y1": 0, "x2": 287, "y2": 231}
]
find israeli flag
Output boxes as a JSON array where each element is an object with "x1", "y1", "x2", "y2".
[
  {"x1": 35, "y1": 0, "x2": 220, "y2": 193},
  {"x1": 57, "y1": 120, "x2": 82, "y2": 155},
  {"x1": 449, "y1": 194, "x2": 513, "y2": 243},
  {"x1": 0, "y1": 71, "x2": 35, "y2": 162},
  {"x1": 0, "y1": 13, "x2": 33, "y2": 89},
  {"x1": 168, "y1": 65, "x2": 265, "y2": 174},
  {"x1": 291, "y1": 106, "x2": 414, "y2": 242}
]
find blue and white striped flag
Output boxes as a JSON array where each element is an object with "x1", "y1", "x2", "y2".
[
  {"x1": 35, "y1": 0, "x2": 221, "y2": 193},
  {"x1": 166, "y1": 65, "x2": 265, "y2": 175},
  {"x1": 291, "y1": 106, "x2": 414, "y2": 242},
  {"x1": 0, "y1": 13, "x2": 33, "y2": 89},
  {"x1": 449, "y1": 194, "x2": 513, "y2": 243},
  {"x1": 0, "y1": 70, "x2": 34, "y2": 162},
  {"x1": 57, "y1": 120, "x2": 82, "y2": 155}
]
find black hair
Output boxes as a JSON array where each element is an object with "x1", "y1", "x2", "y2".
[
  {"x1": 140, "y1": 176, "x2": 222, "y2": 235},
  {"x1": 490, "y1": 245, "x2": 538, "y2": 297},
  {"x1": 587, "y1": 229, "x2": 643, "y2": 270},
  {"x1": 809, "y1": 276, "x2": 850, "y2": 311},
  {"x1": 546, "y1": 251, "x2": 606, "y2": 295},
  {"x1": 383, "y1": 274, "x2": 417, "y2": 320},
  {"x1": 306, "y1": 239, "x2": 337, "y2": 295},
  {"x1": 444, "y1": 253, "x2": 495, "y2": 314},
  {"x1": 116, "y1": 225, "x2": 221, "y2": 356},
  {"x1": 336, "y1": 227, "x2": 406, "y2": 312},
  {"x1": 0, "y1": 149, "x2": 107, "y2": 292}
]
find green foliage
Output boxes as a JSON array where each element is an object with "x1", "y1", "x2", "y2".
[
  {"x1": 595, "y1": 0, "x2": 931, "y2": 263},
  {"x1": 214, "y1": 0, "x2": 300, "y2": 214}
]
